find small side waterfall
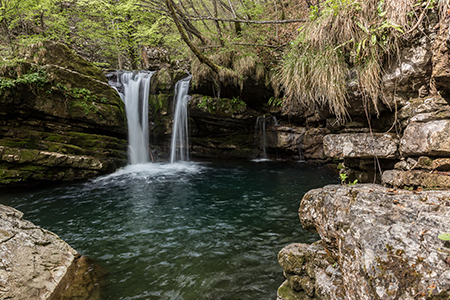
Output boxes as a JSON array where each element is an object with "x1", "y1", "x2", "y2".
[
  {"x1": 255, "y1": 115, "x2": 268, "y2": 159},
  {"x1": 170, "y1": 76, "x2": 192, "y2": 163},
  {"x1": 110, "y1": 71, "x2": 155, "y2": 165}
]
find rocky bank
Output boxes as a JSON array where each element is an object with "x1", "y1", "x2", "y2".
[
  {"x1": 276, "y1": 9, "x2": 450, "y2": 300},
  {"x1": 0, "y1": 204, "x2": 104, "y2": 300},
  {"x1": 277, "y1": 184, "x2": 450, "y2": 300}
]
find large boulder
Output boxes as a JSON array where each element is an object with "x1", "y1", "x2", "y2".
[
  {"x1": 279, "y1": 184, "x2": 450, "y2": 300},
  {"x1": 0, "y1": 204, "x2": 104, "y2": 300}
]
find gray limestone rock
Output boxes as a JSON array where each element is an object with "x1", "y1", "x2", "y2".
[
  {"x1": 323, "y1": 133, "x2": 398, "y2": 159},
  {"x1": 400, "y1": 120, "x2": 450, "y2": 156},
  {"x1": 296, "y1": 184, "x2": 450, "y2": 300},
  {"x1": 0, "y1": 204, "x2": 78, "y2": 300}
]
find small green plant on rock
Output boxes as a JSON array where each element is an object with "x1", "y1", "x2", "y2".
[
  {"x1": 340, "y1": 171, "x2": 358, "y2": 186},
  {"x1": 349, "y1": 179, "x2": 358, "y2": 186},
  {"x1": 0, "y1": 65, "x2": 48, "y2": 93},
  {"x1": 197, "y1": 96, "x2": 246, "y2": 114},
  {"x1": 339, "y1": 172, "x2": 348, "y2": 184},
  {"x1": 438, "y1": 233, "x2": 450, "y2": 241}
]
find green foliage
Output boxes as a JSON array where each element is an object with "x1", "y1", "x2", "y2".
[
  {"x1": 339, "y1": 172, "x2": 358, "y2": 186},
  {"x1": 0, "y1": 65, "x2": 48, "y2": 92},
  {"x1": 268, "y1": 97, "x2": 283, "y2": 107},
  {"x1": 0, "y1": 0, "x2": 179, "y2": 68},
  {"x1": 438, "y1": 233, "x2": 450, "y2": 241},
  {"x1": 349, "y1": 179, "x2": 358, "y2": 186},
  {"x1": 339, "y1": 172, "x2": 348, "y2": 184}
]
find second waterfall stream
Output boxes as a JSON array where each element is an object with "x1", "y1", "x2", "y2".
[{"x1": 170, "y1": 75, "x2": 192, "y2": 163}]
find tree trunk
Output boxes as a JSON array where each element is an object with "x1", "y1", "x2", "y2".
[{"x1": 166, "y1": 0, "x2": 220, "y2": 73}]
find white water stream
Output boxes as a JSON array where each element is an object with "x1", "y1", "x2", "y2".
[
  {"x1": 112, "y1": 71, "x2": 155, "y2": 165},
  {"x1": 170, "y1": 75, "x2": 192, "y2": 163}
]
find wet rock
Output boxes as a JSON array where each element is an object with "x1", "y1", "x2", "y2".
[
  {"x1": 266, "y1": 125, "x2": 306, "y2": 154},
  {"x1": 298, "y1": 184, "x2": 450, "y2": 300},
  {"x1": 400, "y1": 120, "x2": 450, "y2": 156},
  {"x1": 323, "y1": 133, "x2": 398, "y2": 159}
]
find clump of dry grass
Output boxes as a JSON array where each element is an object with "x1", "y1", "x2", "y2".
[
  {"x1": 277, "y1": 0, "x2": 429, "y2": 122},
  {"x1": 191, "y1": 50, "x2": 266, "y2": 91},
  {"x1": 278, "y1": 45, "x2": 349, "y2": 119}
]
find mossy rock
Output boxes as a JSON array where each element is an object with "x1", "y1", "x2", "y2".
[
  {"x1": 277, "y1": 280, "x2": 312, "y2": 300},
  {"x1": 23, "y1": 41, "x2": 107, "y2": 82}
]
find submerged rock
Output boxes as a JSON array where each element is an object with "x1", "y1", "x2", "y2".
[
  {"x1": 0, "y1": 204, "x2": 104, "y2": 300},
  {"x1": 278, "y1": 184, "x2": 450, "y2": 300}
]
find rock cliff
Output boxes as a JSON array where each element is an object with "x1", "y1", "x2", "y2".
[{"x1": 0, "y1": 42, "x2": 127, "y2": 187}]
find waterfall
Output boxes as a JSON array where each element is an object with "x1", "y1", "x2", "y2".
[
  {"x1": 255, "y1": 115, "x2": 268, "y2": 159},
  {"x1": 170, "y1": 75, "x2": 192, "y2": 163},
  {"x1": 110, "y1": 71, "x2": 155, "y2": 165}
]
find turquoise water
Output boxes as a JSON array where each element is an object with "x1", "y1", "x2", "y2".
[{"x1": 0, "y1": 160, "x2": 337, "y2": 300}]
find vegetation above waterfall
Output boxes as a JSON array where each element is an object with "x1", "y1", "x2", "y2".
[
  {"x1": 278, "y1": 0, "x2": 441, "y2": 122},
  {"x1": 0, "y1": 0, "x2": 446, "y2": 119}
]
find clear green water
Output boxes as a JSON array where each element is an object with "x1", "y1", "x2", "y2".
[{"x1": 0, "y1": 160, "x2": 337, "y2": 300}]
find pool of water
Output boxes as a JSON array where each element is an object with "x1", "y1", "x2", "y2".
[{"x1": 0, "y1": 160, "x2": 337, "y2": 300}]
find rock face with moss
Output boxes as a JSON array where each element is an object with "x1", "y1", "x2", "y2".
[
  {"x1": 277, "y1": 184, "x2": 450, "y2": 300},
  {"x1": 0, "y1": 42, "x2": 127, "y2": 187}
]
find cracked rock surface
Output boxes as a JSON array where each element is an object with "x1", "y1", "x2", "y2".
[
  {"x1": 0, "y1": 204, "x2": 78, "y2": 300},
  {"x1": 278, "y1": 184, "x2": 450, "y2": 300}
]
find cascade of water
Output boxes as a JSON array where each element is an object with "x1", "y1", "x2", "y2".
[
  {"x1": 170, "y1": 76, "x2": 192, "y2": 163},
  {"x1": 255, "y1": 115, "x2": 268, "y2": 159},
  {"x1": 111, "y1": 71, "x2": 155, "y2": 165}
]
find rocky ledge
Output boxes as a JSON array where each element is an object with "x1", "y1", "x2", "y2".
[
  {"x1": 277, "y1": 184, "x2": 450, "y2": 300},
  {"x1": 0, "y1": 204, "x2": 104, "y2": 300}
]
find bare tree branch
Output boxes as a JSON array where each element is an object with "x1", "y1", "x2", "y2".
[
  {"x1": 183, "y1": 15, "x2": 307, "y2": 24},
  {"x1": 165, "y1": 0, "x2": 220, "y2": 73}
]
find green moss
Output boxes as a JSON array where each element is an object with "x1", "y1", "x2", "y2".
[
  {"x1": 0, "y1": 63, "x2": 48, "y2": 92},
  {"x1": 277, "y1": 281, "x2": 311, "y2": 300}
]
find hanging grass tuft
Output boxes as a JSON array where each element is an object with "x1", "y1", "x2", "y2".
[{"x1": 277, "y1": 0, "x2": 435, "y2": 122}]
